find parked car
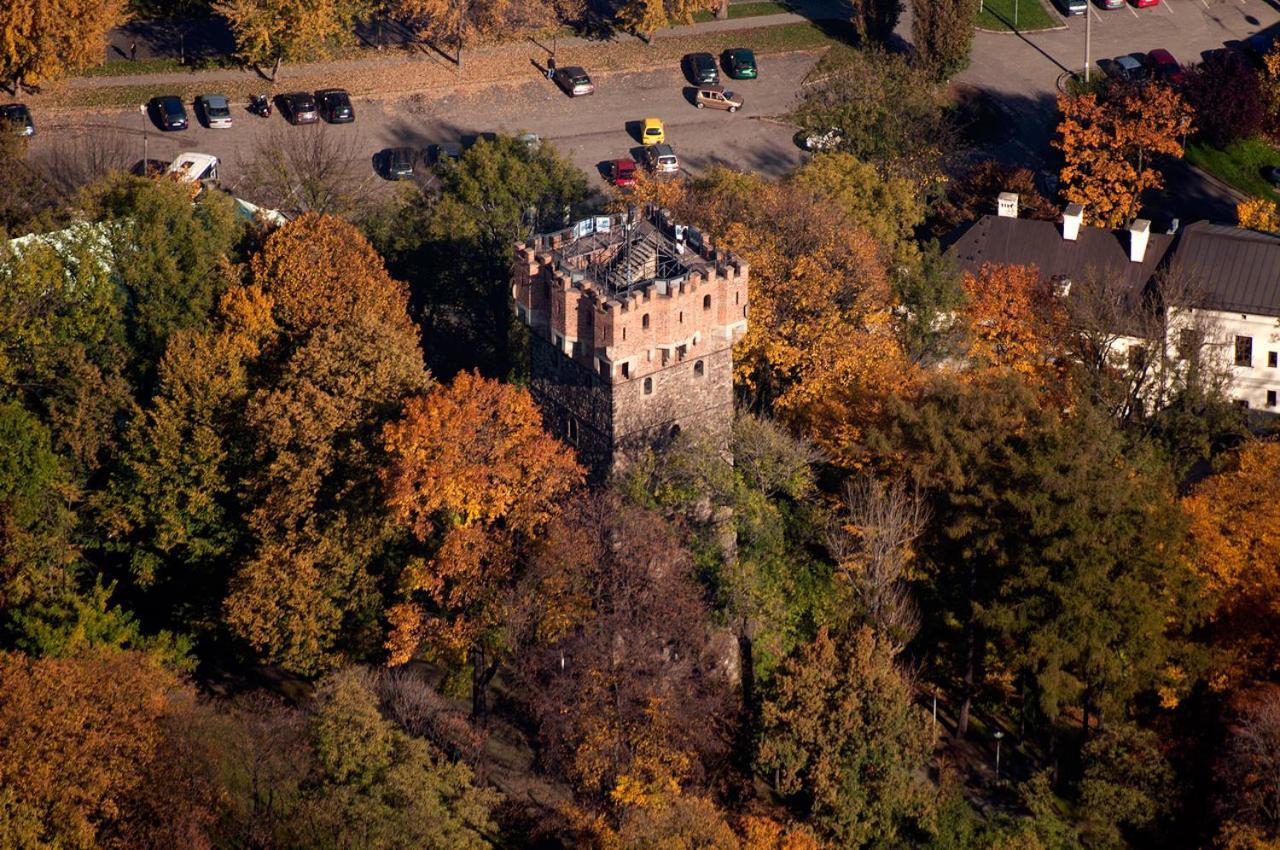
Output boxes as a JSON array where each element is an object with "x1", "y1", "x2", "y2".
[
  {"x1": 282, "y1": 91, "x2": 318, "y2": 124},
  {"x1": 166, "y1": 152, "x2": 220, "y2": 185},
  {"x1": 641, "y1": 117, "x2": 665, "y2": 145},
  {"x1": 723, "y1": 47, "x2": 758, "y2": 79},
  {"x1": 553, "y1": 66, "x2": 595, "y2": 97},
  {"x1": 694, "y1": 85, "x2": 743, "y2": 112},
  {"x1": 1144, "y1": 48, "x2": 1186, "y2": 85},
  {"x1": 1131, "y1": 0, "x2": 1158, "y2": 8},
  {"x1": 1113, "y1": 54, "x2": 1146, "y2": 82},
  {"x1": 382, "y1": 147, "x2": 415, "y2": 180},
  {"x1": 1097, "y1": 0, "x2": 1125, "y2": 10},
  {"x1": 463, "y1": 131, "x2": 499, "y2": 149},
  {"x1": 425, "y1": 142, "x2": 463, "y2": 165},
  {"x1": 609, "y1": 158, "x2": 638, "y2": 187},
  {"x1": 1057, "y1": 0, "x2": 1087, "y2": 16},
  {"x1": 0, "y1": 103, "x2": 34, "y2": 136},
  {"x1": 195, "y1": 94, "x2": 233, "y2": 129},
  {"x1": 1264, "y1": 166, "x2": 1280, "y2": 189},
  {"x1": 645, "y1": 143, "x2": 679, "y2": 174},
  {"x1": 1245, "y1": 30, "x2": 1279, "y2": 61},
  {"x1": 684, "y1": 52, "x2": 719, "y2": 85},
  {"x1": 150, "y1": 95, "x2": 188, "y2": 131},
  {"x1": 517, "y1": 132, "x2": 541, "y2": 151},
  {"x1": 316, "y1": 88, "x2": 354, "y2": 123},
  {"x1": 799, "y1": 127, "x2": 842, "y2": 151}
]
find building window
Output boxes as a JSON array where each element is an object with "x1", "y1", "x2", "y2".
[
  {"x1": 1177, "y1": 329, "x2": 1202, "y2": 361},
  {"x1": 1269, "y1": 390, "x2": 1278, "y2": 408},
  {"x1": 642, "y1": 314, "x2": 650, "y2": 329},
  {"x1": 703, "y1": 294, "x2": 712, "y2": 310},
  {"x1": 735, "y1": 291, "x2": 740, "y2": 305},
  {"x1": 643, "y1": 377, "x2": 653, "y2": 395},
  {"x1": 694, "y1": 360, "x2": 705, "y2": 377},
  {"x1": 1236, "y1": 399, "x2": 1250, "y2": 409},
  {"x1": 1270, "y1": 352, "x2": 1278, "y2": 368},
  {"x1": 572, "y1": 340, "x2": 584, "y2": 358},
  {"x1": 742, "y1": 305, "x2": 748, "y2": 318},
  {"x1": 621, "y1": 362, "x2": 631, "y2": 379},
  {"x1": 679, "y1": 311, "x2": 683, "y2": 324},
  {"x1": 622, "y1": 327, "x2": 627, "y2": 341},
  {"x1": 598, "y1": 360, "x2": 609, "y2": 377},
  {"x1": 1236, "y1": 335, "x2": 1254, "y2": 368},
  {"x1": 566, "y1": 416, "x2": 579, "y2": 445}
]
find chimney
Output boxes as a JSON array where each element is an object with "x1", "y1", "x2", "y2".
[
  {"x1": 1129, "y1": 218, "x2": 1151, "y2": 263},
  {"x1": 997, "y1": 192, "x2": 1019, "y2": 218},
  {"x1": 1063, "y1": 203, "x2": 1084, "y2": 241}
]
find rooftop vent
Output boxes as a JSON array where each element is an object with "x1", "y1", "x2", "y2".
[
  {"x1": 1063, "y1": 203, "x2": 1084, "y2": 242},
  {"x1": 997, "y1": 192, "x2": 1019, "y2": 218},
  {"x1": 1129, "y1": 218, "x2": 1151, "y2": 263}
]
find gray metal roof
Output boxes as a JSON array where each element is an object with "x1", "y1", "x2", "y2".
[
  {"x1": 946, "y1": 214, "x2": 1176, "y2": 298},
  {"x1": 1168, "y1": 221, "x2": 1280, "y2": 316}
]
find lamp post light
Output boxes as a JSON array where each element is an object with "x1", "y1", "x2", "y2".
[
  {"x1": 139, "y1": 103, "x2": 148, "y2": 172},
  {"x1": 993, "y1": 730, "x2": 1005, "y2": 784}
]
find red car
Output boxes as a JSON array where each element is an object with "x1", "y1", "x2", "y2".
[
  {"x1": 1145, "y1": 48, "x2": 1185, "y2": 85},
  {"x1": 1132, "y1": 0, "x2": 1158, "y2": 7},
  {"x1": 609, "y1": 158, "x2": 637, "y2": 187}
]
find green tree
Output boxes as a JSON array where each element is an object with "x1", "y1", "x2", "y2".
[
  {"x1": 791, "y1": 47, "x2": 951, "y2": 172},
  {"x1": 373, "y1": 134, "x2": 588, "y2": 376},
  {"x1": 1079, "y1": 723, "x2": 1174, "y2": 849},
  {"x1": 910, "y1": 0, "x2": 980, "y2": 80},
  {"x1": 757, "y1": 626, "x2": 935, "y2": 847},
  {"x1": 82, "y1": 175, "x2": 244, "y2": 380},
  {"x1": 850, "y1": 0, "x2": 902, "y2": 43},
  {"x1": 296, "y1": 668, "x2": 499, "y2": 850}
]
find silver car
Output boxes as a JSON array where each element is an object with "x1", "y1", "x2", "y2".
[
  {"x1": 646, "y1": 143, "x2": 679, "y2": 174},
  {"x1": 196, "y1": 94, "x2": 233, "y2": 129}
]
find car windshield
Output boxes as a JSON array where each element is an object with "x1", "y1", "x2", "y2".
[
  {"x1": 206, "y1": 98, "x2": 230, "y2": 115},
  {"x1": 571, "y1": 75, "x2": 589, "y2": 85},
  {"x1": 295, "y1": 96, "x2": 315, "y2": 109},
  {"x1": 162, "y1": 99, "x2": 183, "y2": 116},
  {"x1": 646, "y1": 126, "x2": 661, "y2": 134}
]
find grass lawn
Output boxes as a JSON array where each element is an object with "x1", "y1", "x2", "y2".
[
  {"x1": 1186, "y1": 137, "x2": 1280, "y2": 203},
  {"x1": 975, "y1": 0, "x2": 1058, "y2": 32},
  {"x1": 82, "y1": 55, "x2": 236, "y2": 77},
  {"x1": 692, "y1": 2, "x2": 793, "y2": 23}
]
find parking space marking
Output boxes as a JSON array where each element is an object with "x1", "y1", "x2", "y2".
[
  {"x1": 1128, "y1": 4, "x2": 1139, "y2": 16},
  {"x1": 1163, "y1": 1, "x2": 1174, "y2": 15}
]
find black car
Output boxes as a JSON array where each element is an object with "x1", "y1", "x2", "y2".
[
  {"x1": 552, "y1": 65, "x2": 595, "y2": 97},
  {"x1": 0, "y1": 103, "x2": 34, "y2": 136},
  {"x1": 149, "y1": 95, "x2": 188, "y2": 131},
  {"x1": 382, "y1": 147, "x2": 415, "y2": 180},
  {"x1": 463, "y1": 131, "x2": 499, "y2": 149},
  {"x1": 1265, "y1": 166, "x2": 1280, "y2": 189},
  {"x1": 425, "y1": 142, "x2": 463, "y2": 165},
  {"x1": 684, "y1": 52, "x2": 719, "y2": 85},
  {"x1": 282, "y1": 91, "x2": 318, "y2": 124},
  {"x1": 316, "y1": 88, "x2": 354, "y2": 123}
]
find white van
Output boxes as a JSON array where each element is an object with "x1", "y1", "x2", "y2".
[{"x1": 165, "y1": 152, "x2": 220, "y2": 184}]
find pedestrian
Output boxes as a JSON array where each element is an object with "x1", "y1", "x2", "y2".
[
  {"x1": 130, "y1": 41, "x2": 138, "y2": 61},
  {"x1": 547, "y1": 56, "x2": 556, "y2": 81}
]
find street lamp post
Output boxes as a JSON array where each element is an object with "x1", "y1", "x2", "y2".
[
  {"x1": 1084, "y1": 5, "x2": 1092, "y2": 82},
  {"x1": 994, "y1": 730, "x2": 1005, "y2": 783},
  {"x1": 139, "y1": 103, "x2": 148, "y2": 172}
]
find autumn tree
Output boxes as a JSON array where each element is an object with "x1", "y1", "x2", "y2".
[
  {"x1": 928, "y1": 160, "x2": 1059, "y2": 237},
  {"x1": 1182, "y1": 441, "x2": 1280, "y2": 675},
  {"x1": 1183, "y1": 52, "x2": 1265, "y2": 146},
  {"x1": 910, "y1": 0, "x2": 979, "y2": 80},
  {"x1": 0, "y1": 0, "x2": 125, "y2": 91},
  {"x1": 385, "y1": 0, "x2": 578, "y2": 62},
  {"x1": 382, "y1": 371, "x2": 582, "y2": 714},
  {"x1": 1055, "y1": 84, "x2": 1193, "y2": 229},
  {"x1": 0, "y1": 649, "x2": 195, "y2": 849},
  {"x1": 1238, "y1": 197, "x2": 1280, "y2": 233},
  {"x1": 757, "y1": 626, "x2": 934, "y2": 847},
  {"x1": 516, "y1": 493, "x2": 733, "y2": 804},
  {"x1": 214, "y1": 0, "x2": 371, "y2": 79},
  {"x1": 960, "y1": 262, "x2": 1070, "y2": 390},
  {"x1": 1220, "y1": 689, "x2": 1280, "y2": 843}
]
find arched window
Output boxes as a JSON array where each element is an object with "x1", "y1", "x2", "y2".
[
  {"x1": 566, "y1": 416, "x2": 579, "y2": 445},
  {"x1": 642, "y1": 314, "x2": 650, "y2": 329},
  {"x1": 703, "y1": 294, "x2": 711, "y2": 310},
  {"x1": 644, "y1": 377, "x2": 653, "y2": 395},
  {"x1": 694, "y1": 360, "x2": 705, "y2": 377}
]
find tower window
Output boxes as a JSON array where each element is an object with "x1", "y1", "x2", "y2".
[
  {"x1": 679, "y1": 311, "x2": 683, "y2": 324},
  {"x1": 1269, "y1": 390, "x2": 1278, "y2": 408},
  {"x1": 621, "y1": 362, "x2": 631, "y2": 379},
  {"x1": 703, "y1": 294, "x2": 711, "y2": 310},
  {"x1": 566, "y1": 416, "x2": 579, "y2": 445},
  {"x1": 598, "y1": 360, "x2": 609, "y2": 377},
  {"x1": 644, "y1": 377, "x2": 653, "y2": 395},
  {"x1": 642, "y1": 314, "x2": 650, "y2": 329},
  {"x1": 742, "y1": 305, "x2": 748, "y2": 318},
  {"x1": 694, "y1": 360, "x2": 705, "y2": 377},
  {"x1": 1270, "y1": 352, "x2": 1278, "y2": 368},
  {"x1": 735, "y1": 291, "x2": 740, "y2": 305},
  {"x1": 622, "y1": 327, "x2": 627, "y2": 341},
  {"x1": 1237, "y1": 336, "x2": 1254, "y2": 368}
]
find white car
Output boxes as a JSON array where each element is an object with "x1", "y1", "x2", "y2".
[
  {"x1": 646, "y1": 143, "x2": 679, "y2": 174},
  {"x1": 195, "y1": 94, "x2": 233, "y2": 129},
  {"x1": 800, "y1": 127, "x2": 843, "y2": 152}
]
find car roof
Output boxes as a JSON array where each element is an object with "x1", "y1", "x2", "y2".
[
  {"x1": 691, "y1": 52, "x2": 714, "y2": 60},
  {"x1": 316, "y1": 88, "x2": 348, "y2": 95},
  {"x1": 1115, "y1": 55, "x2": 1141, "y2": 68},
  {"x1": 699, "y1": 84, "x2": 726, "y2": 93},
  {"x1": 730, "y1": 47, "x2": 753, "y2": 56},
  {"x1": 1148, "y1": 48, "x2": 1176, "y2": 62},
  {"x1": 613, "y1": 157, "x2": 636, "y2": 167},
  {"x1": 157, "y1": 94, "x2": 182, "y2": 104},
  {"x1": 653, "y1": 144, "x2": 675, "y2": 154},
  {"x1": 202, "y1": 94, "x2": 228, "y2": 104},
  {"x1": 1, "y1": 103, "x2": 28, "y2": 113},
  {"x1": 563, "y1": 65, "x2": 587, "y2": 74},
  {"x1": 288, "y1": 91, "x2": 314, "y2": 99},
  {"x1": 643, "y1": 117, "x2": 662, "y2": 124}
]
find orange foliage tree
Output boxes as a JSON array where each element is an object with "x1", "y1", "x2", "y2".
[
  {"x1": 1182, "y1": 441, "x2": 1280, "y2": 673},
  {"x1": 381, "y1": 371, "x2": 583, "y2": 713},
  {"x1": 960, "y1": 262, "x2": 1070, "y2": 390},
  {"x1": 1238, "y1": 197, "x2": 1280, "y2": 233},
  {"x1": 1055, "y1": 85, "x2": 1193, "y2": 229}
]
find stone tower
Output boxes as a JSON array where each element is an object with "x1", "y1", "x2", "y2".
[{"x1": 512, "y1": 205, "x2": 749, "y2": 478}]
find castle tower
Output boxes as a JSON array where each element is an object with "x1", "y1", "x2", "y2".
[{"x1": 512, "y1": 205, "x2": 749, "y2": 478}]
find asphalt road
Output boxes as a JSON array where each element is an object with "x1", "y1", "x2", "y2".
[{"x1": 27, "y1": 53, "x2": 819, "y2": 203}]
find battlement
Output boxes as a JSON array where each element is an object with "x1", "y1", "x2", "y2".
[{"x1": 512, "y1": 205, "x2": 749, "y2": 384}]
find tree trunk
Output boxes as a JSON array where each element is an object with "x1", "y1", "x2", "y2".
[
  {"x1": 270, "y1": 55, "x2": 281, "y2": 81},
  {"x1": 957, "y1": 619, "x2": 976, "y2": 736},
  {"x1": 716, "y1": 0, "x2": 730, "y2": 18},
  {"x1": 469, "y1": 647, "x2": 500, "y2": 719},
  {"x1": 736, "y1": 631, "x2": 757, "y2": 774}
]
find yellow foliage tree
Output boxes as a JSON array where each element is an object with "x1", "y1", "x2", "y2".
[
  {"x1": 1055, "y1": 86, "x2": 1193, "y2": 229},
  {"x1": 1182, "y1": 441, "x2": 1280, "y2": 673},
  {"x1": 960, "y1": 262, "x2": 1070, "y2": 390},
  {"x1": 214, "y1": 0, "x2": 370, "y2": 79},
  {"x1": 0, "y1": 0, "x2": 125, "y2": 91},
  {"x1": 1237, "y1": 197, "x2": 1280, "y2": 233},
  {"x1": 1261, "y1": 48, "x2": 1280, "y2": 123}
]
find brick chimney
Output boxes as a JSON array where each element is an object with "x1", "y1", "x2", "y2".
[
  {"x1": 1129, "y1": 219, "x2": 1150, "y2": 263},
  {"x1": 1062, "y1": 203, "x2": 1084, "y2": 242},
  {"x1": 997, "y1": 192, "x2": 1019, "y2": 218}
]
